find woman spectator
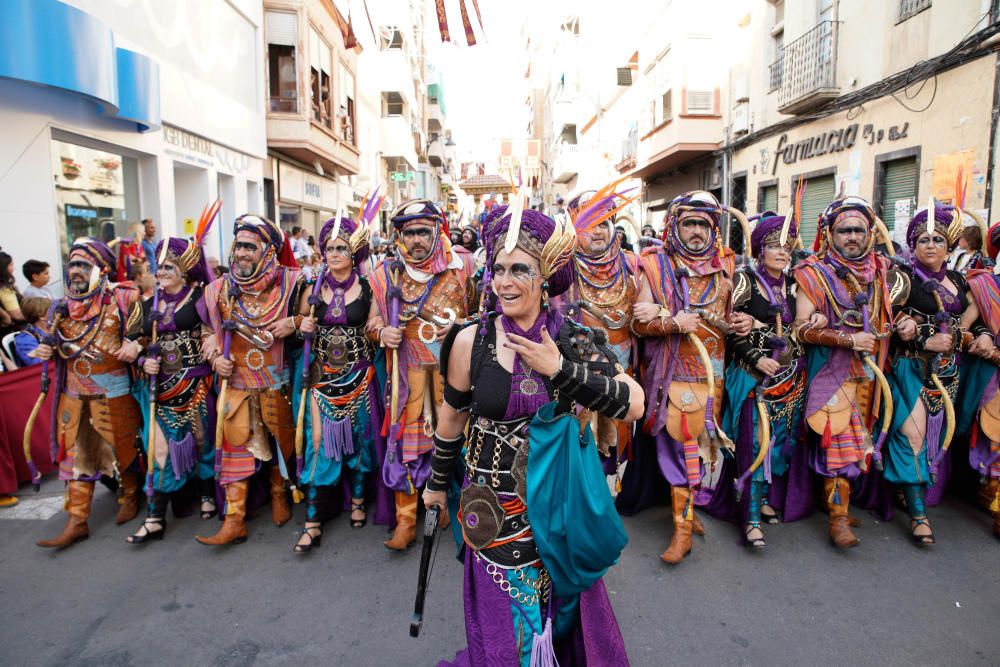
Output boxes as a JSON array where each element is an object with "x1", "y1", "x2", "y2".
[{"x1": 0, "y1": 251, "x2": 25, "y2": 334}]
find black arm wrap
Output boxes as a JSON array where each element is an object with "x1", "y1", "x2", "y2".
[
  {"x1": 549, "y1": 357, "x2": 630, "y2": 420},
  {"x1": 443, "y1": 383, "x2": 473, "y2": 411},
  {"x1": 427, "y1": 432, "x2": 464, "y2": 492}
]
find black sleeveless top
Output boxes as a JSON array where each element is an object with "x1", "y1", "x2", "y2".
[{"x1": 313, "y1": 275, "x2": 372, "y2": 328}]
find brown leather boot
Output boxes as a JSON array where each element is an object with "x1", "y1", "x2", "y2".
[
  {"x1": 384, "y1": 491, "x2": 417, "y2": 550},
  {"x1": 115, "y1": 472, "x2": 141, "y2": 525},
  {"x1": 38, "y1": 481, "x2": 94, "y2": 549},
  {"x1": 691, "y1": 511, "x2": 705, "y2": 536},
  {"x1": 195, "y1": 481, "x2": 249, "y2": 545},
  {"x1": 661, "y1": 487, "x2": 694, "y2": 564},
  {"x1": 270, "y1": 466, "x2": 291, "y2": 527},
  {"x1": 825, "y1": 477, "x2": 859, "y2": 548}
]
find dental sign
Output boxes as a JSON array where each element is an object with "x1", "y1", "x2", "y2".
[{"x1": 771, "y1": 121, "x2": 910, "y2": 175}]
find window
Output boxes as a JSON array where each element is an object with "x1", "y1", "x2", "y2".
[
  {"x1": 899, "y1": 0, "x2": 931, "y2": 21},
  {"x1": 50, "y1": 139, "x2": 140, "y2": 261},
  {"x1": 339, "y1": 63, "x2": 356, "y2": 145},
  {"x1": 661, "y1": 90, "x2": 673, "y2": 124},
  {"x1": 685, "y1": 89, "x2": 714, "y2": 115},
  {"x1": 380, "y1": 27, "x2": 403, "y2": 50},
  {"x1": 266, "y1": 12, "x2": 298, "y2": 113},
  {"x1": 310, "y1": 28, "x2": 332, "y2": 128},
  {"x1": 382, "y1": 92, "x2": 404, "y2": 117},
  {"x1": 769, "y1": 2, "x2": 784, "y2": 91}
]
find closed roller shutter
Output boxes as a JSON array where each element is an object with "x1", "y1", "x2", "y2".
[
  {"x1": 760, "y1": 184, "x2": 778, "y2": 213},
  {"x1": 797, "y1": 174, "x2": 835, "y2": 250},
  {"x1": 879, "y1": 157, "x2": 918, "y2": 234}
]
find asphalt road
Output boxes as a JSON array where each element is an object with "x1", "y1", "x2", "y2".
[{"x1": 1, "y1": 476, "x2": 997, "y2": 666}]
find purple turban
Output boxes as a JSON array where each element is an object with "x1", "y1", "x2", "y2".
[
  {"x1": 68, "y1": 237, "x2": 116, "y2": 273},
  {"x1": 155, "y1": 237, "x2": 212, "y2": 285},
  {"x1": 319, "y1": 216, "x2": 371, "y2": 267},
  {"x1": 481, "y1": 206, "x2": 575, "y2": 297},
  {"x1": 906, "y1": 204, "x2": 959, "y2": 251},
  {"x1": 750, "y1": 213, "x2": 797, "y2": 258}
]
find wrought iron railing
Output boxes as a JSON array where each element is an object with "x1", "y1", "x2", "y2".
[{"x1": 768, "y1": 20, "x2": 837, "y2": 109}]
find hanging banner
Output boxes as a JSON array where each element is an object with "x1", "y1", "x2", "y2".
[
  {"x1": 435, "y1": 0, "x2": 451, "y2": 43},
  {"x1": 459, "y1": 0, "x2": 476, "y2": 46},
  {"x1": 471, "y1": 0, "x2": 484, "y2": 31}
]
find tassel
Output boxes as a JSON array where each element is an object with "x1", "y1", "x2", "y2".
[
  {"x1": 528, "y1": 618, "x2": 558, "y2": 667},
  {"x1": 683, "y1": 493, "x2": 693, "y2": 521},
  {"x1": 680, "y1": 412, "x2": 693, "y2": 441},
  {"x1": 830, "y1": 479, "x2": 841, "y2": 506},
  {"x1": 925, "y1": 409, "x2": 944, "y2": 462},
  {"x1": 292, "y1": 487, "x2": 305, "y2": 504},
  {"x1": 821, "y1": 415, "x2": 832, "y2": 450},
  {"x1": 168, "y1": 433, "x2": 197, "y2": 480},
  {"x1": 322, "y1": 416, "x2": 354, "y2": 461}
]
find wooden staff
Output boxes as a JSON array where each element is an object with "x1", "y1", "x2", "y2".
[{"x1": 23, "y1": 311, "x2": 64, "y2": 492}]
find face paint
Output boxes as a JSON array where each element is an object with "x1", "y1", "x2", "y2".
[{"x1": 492, "y1": 261, "x2": 538, "y2": 284}]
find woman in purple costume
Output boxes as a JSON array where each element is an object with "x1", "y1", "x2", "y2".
[{"x1": 423, "y1": 205, "x2": 643, "y2": 666}]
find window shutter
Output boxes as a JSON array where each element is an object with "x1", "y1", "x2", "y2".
[
  {"x1": 266, "y1": 11, "x2": 297, "y2": 47},
  {"x1": 797, "y1": 174, "x2": 835, "y2": 250},
  {"x1": 879, "y1": 157, "x2": 918, "y2": 233}
]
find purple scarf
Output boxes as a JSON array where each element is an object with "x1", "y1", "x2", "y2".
[
  {"x1": 154, "y1": 285, "x2": 193, "y2": 334},
  {"x1": 755, "y1": 267, "x2": 792, "y2": 323},
  {"x1": 500, "y1": 311, "x2": 561, "y2": 420},
  {"x1": 912, "y1": 261, "x2": 961, "y2": 315},
  {"x1": 321, "y1": 271, "x2": 358, "y2": 325}
]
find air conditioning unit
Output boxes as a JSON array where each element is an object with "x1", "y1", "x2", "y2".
[
  {"x1": 685, "y1": 89, "x2": 715, "y2": 115},
  {"x1": 732, "y1": 102, "x2": 749, "y2": 135}
]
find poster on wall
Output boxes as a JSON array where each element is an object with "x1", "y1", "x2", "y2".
[{"x1": 932, "y1": 149, "x2": 976, "y2": 203}]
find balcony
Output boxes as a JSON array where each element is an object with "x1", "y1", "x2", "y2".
[
  {"x1": 267, "y1": 115, "x2": 359, "y2": 176},
  {"x1": 380, "y1": 115, "x2": 418, "y2": 170},
  {"x1": 551, "y1": 142, "x2": 580, "y2": 184},
  {"x1": 769, "y1": 20, "x2": 839, "y2": 115},
  {"x1": 550, "y1": 95, "x2": 589, "y2": 138},
  {"x1": 427, "y1": 138, "x2": 444, "y2": 167},
  {"x1": 427, "y1": 100, "x2": 443, "y2": 132},
  {"x1": 371, "y1": 49, "x2": 417, "y2": 109}
]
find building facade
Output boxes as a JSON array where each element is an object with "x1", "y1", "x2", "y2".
[
  {"x1": 0, "y1": 0, "x2": 267, "y2": 291},
  {"x1": 724, "y1": 0, "x2": 999, "y2": 248}
]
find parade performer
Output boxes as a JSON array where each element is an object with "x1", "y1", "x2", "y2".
[
  {"x1": 292, "y1": 196, "x2": 386, "y2": 553},
  {"x1": 424, "y1": 202, "x2": 641, "y2": 666},
  {"x1": 961, "y1": 252, "x2": 1000, "y2": 540},
  {"x1": 724, "y1": 212, "x2": 814, "y2": 548},
  {"x1": 559, "y1": 183, "x2": 639, "y2": 488},
  {"x1": 368, "y1": 198, "x2": 475, "y2": 550},
  {"x1": 125, "y1": 204, "x2": 221, "y2": 544},
  {"x1": 881, "y1": 200, "x2": 981, "y2": 545},
  {"x1": 630, "y1": 191, "x2": 742, "y2": 565},
  {"x1": 197, "y1": 215, "x2": 303, "y2": 546},
  {"x1": 792, "y1": 196, "x2": 915, "y2": 548},
  {"x1": 34, "y1": 238, "x2": 143, "y2": 548}
]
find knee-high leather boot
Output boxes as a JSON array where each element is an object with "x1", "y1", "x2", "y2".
[
  {"x1": 384, "y1": 491, "x2": 417, "y2": 550},
  {"x1": 115, "y1": 472, "x2": 141, "y2": 525},
  {"x1": 195, "y1": 481, "x2": 248, "y2": 545},
  {"x1": 270, "y1": 466, "x2": 291, "y2": 527},
  {"x1": 38, "y1": 480, "x2": 94, "y2": 549},
  {"x1": 825, "y1": 477, "x2": 859, "y2": 548},
  {"x1": 661, "y1": 486, "x2": 694, "y2": 564}
]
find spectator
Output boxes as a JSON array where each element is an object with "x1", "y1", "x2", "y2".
[
  {"x1": 0, "y1": 251, "x2": 24, "y2": 325},
  {"x1": 641, "y1": 224, "x2": 656, "y2": 238},
  {"x1": 13, "y1": 296, "x2": 51, "y2": 367},
  {"x1": 290, "y1": 227, "x2": 310, "y2": 265},
  {"x1": 141, "y1": 218, "x2": 158, "y2": 272},
  {"x1": 616, "y1": 226, "x2": 634, "y2": 253},
  {"x1": 461, "y1": 227, "x2": 480, "y2": 253},
  {"x1": 449, "y1": 229, "x2": 463, "y2": 247},
  {"x1": 207, "y1": 256, "x2": 220, "y2": 274},
  {"x1": 213, "y1": 264, "x2": 229, "y2": 279},
  {"x1": 22, "y1": 259, "x2": 53, "y2": 299}
]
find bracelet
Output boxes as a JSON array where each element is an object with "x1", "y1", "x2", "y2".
[{"x1": 292, "y1": 315, "x2": 304, "y2": 331}]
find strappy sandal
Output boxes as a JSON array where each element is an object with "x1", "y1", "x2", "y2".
[
  {"x1": 350, "y1": 501, "x2": 367, "y2": 529},
  {"x1": 910, "y1": 517, "x2": 935, "y2": 546},
  {"x1": 200, "y1": 496, "x2": 217, "y2": 520},
  {"x1": 294, "y1": 525, "x2": 323, "y2": 554},
  {"x1": 126, "y1": 518, "x2": 166, "y2": 544},
  {"x1": 760, "y1": 504, "x2": 781, "y2": 525},
  {"x1": 743, "y1": 522, "x2": 766, "y2": 548}
]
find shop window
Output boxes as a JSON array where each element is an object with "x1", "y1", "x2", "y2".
[
  {"x1": 339, "y1": 63, "x2": 357, "y2": 145},
  {"x1": 50, "y1": 139, "x2": 140, "y2": 261},
  {"x1": 266, "y1": 11, "x2": 299, "y2": 113},
  {"x1": 279, "y1": 205, "x2": 300, "y2": 232},
  {"x1": 310, "y1": 28, "x2": 332, "y2": 128}
]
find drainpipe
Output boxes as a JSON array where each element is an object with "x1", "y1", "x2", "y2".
[
  {"x1": 721, "y1": 126, "x2": 732, "y2": 246},
  {"x1": 984, "y1": 0, "x2": 1000, "y2": 221}
]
